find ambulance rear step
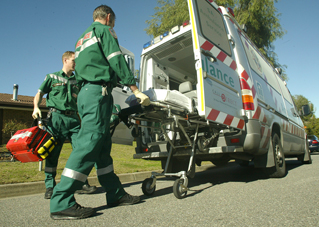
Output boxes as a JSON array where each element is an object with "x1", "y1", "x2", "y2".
[{"x1": 133, "y1": 145, "x2": 243, "y2": 160}]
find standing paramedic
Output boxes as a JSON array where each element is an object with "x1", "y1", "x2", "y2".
[
  {"x1": 49, "y1": 5, "x2": 150, "y2": 220},
  {"x1": 32, "y1": 51, "x2": 97, "y2": 199}
]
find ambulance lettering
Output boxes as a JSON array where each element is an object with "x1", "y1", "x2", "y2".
[{"x1": 202, "y1": 57, "x2": 235, "y2": 87}]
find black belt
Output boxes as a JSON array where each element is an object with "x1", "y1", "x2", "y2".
[{"x1": 50, "y1": 108, "x2": 76, "y2": 116}]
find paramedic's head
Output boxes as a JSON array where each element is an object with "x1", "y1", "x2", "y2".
[
  {"x1": 93, "y1": 5, "x2": 116, "y2": 28},
  {"x1": 62, "y1": 51, "x2": 75, "y2": 73}
]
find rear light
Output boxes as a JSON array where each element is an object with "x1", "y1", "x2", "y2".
[
  {"x1": 231, "y1": 138, "x2": 240, "y2": 143},
  {"x1": 227, "y1": 7, "x2": 235, "y2": 17},
  {"x1": 240, "y1": 79, "x2": 254, "y2": 111},
  {"x1": 242, "y1": 95, "x2": 254, "y2": 110},
  {"x1": 183, "y1": 20, "x2": 190, "y2": 27},
  {"x1": 242, "y1": 95, "x2": 254, "y2": 103},
  {"x1": 143, "y1": 148, "x2": 149, "y2": 152},
  {"x1": 312, "y1": 140, "x2": 319, "y2": 144},
  {"x1": 135, "y1": 120, "x2": 141, "y2": 125}
]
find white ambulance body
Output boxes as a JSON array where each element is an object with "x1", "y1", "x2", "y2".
[
  {"x1": 111, "y1": 46, "x2": 134, "y2": 145},
  {"x1": 131, "y1": 0, "x2": 311, "y2": 195}
]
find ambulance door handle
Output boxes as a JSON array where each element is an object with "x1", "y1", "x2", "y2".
[{"x1": 201, "y1": 49, "x2": 217, "y2": 63}]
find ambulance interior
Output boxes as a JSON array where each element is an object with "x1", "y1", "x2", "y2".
[{"x1": 140, "y1": 30, "x2": 198, "y2": 97}]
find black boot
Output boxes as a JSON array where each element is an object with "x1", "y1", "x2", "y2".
[
  {"x1": 76, "y1": 184, "x2": 97, "y2": 194},
  {"x1": 108, "y1": 193, "x2": 141, "y2": 207},
  {"x1": 44, "y1": 187, "x2": 53, "y2": 199},
  {"x1": 50, "y1": 203, "x2": 95, "y2": 220}
]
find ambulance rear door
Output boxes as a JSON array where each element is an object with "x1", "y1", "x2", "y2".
[{"x1": 188, "y1": 0, "x2": 245, "y2": 130}]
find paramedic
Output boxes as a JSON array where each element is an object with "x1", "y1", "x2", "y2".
[
  {"x1": 32, "y1": 51, "x2": 97, "y2": 199},
  {"x1": 49, "y1": 5, "x2": 150, "y2": 220}
]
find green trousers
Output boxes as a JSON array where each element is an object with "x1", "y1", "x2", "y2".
[
  {"x1": 44, "y1": 112, "x2": 80, "y2": 189},
  {"x1": 50, "y1": 83, "x2": 126, "y2": 213}
]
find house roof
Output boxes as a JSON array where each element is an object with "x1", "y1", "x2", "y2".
[{"x1": 0, "y1": 93, "x2": 47, "y2": 109}]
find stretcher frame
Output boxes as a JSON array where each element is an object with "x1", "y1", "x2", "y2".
[{"x1": 127, "y1": 100, "x2": 243, "y2": 199}]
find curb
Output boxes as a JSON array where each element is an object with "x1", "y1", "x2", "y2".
[{"x1": 0, "y1": 164, "x2": 214, "y2": 199}]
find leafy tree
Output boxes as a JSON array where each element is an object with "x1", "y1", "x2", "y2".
[
  {"x1": 145, "y1": 0, "x2": 287, "y2": 80},
  {"x1": 2, "y1": 119, "x2": 29, "y2": 143},
  {"x1": 293, "y1": 95, "x2": 314, "y2": 115},
  {"x1": 145, "y1": 0, "x2": 189, "y2": 37},
  {"x1": 145, "y1": 0, "x2": 235, "y2": 37},
  {"x1": 234, "y1": 0, "x2": 287, "y2": 80},
  {"x1": 292, "y1": 95, "x2": 319, "y2": 136}
]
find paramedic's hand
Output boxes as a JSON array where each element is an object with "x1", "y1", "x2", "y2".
[
  {"x1": 133, "y1": 89, "x2": 150, "y2": 106},
  {"x1": 32, "y1": 107, "x2": 42, "y2": 119}
]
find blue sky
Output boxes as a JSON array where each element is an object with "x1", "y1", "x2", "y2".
[{"x1": 1, "y1": 0, "x2": 318, "y2": 116}]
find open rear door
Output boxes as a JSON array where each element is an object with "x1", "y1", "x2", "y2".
[{"x1": 188, "y1": 0, "x2": 245, "y2": 130}]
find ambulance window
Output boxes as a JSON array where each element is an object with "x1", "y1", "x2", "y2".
[
  {"x1": 196, "y1": 0, "x2": 231, "y2": 56},
  {"x1": 240, "y1": 35, "x2": 281, "y2": 92},
  {"x1": 278, "y1": 77, "x2": 293, "y2": 105}
]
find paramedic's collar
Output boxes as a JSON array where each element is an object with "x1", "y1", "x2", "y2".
[{"x1": 60, "y1": 70, "x2": 75, "y2": 79}]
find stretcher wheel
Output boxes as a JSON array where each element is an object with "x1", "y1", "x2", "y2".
[
  {"x1": 142, "y1": 178, "x2": 156, "y2": 196},
  {"x1": 173, "y1": 178, "x2": 187, "y2": 199}
]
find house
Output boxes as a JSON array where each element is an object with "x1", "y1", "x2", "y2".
[{"x1": 0, "y1": 85, "x2": 48, "y2": 144}]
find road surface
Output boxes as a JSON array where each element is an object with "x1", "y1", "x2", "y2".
[{"x1": 1, "y1": 154, "x2": 319, "y2": 226}]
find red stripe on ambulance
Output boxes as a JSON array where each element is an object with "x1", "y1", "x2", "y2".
[{"x1": 207, "y1": 108, "x2": 245, "y2": 130}]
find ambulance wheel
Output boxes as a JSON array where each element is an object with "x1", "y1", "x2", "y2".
[
  {"x1": 268, "y1": 133, "x2": 286, "y2": 178},
  {"x1": 142, "y1": 178, "x2": 156, "y2": 196},
  {"x1": 173, "y1": 178, "x2": 187, "y2": 199}
]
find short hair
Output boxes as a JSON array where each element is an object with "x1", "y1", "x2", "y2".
[
  {"x1": 62, "y1": 51, "x2": 74, "y2": 63},
  {"x1": 93, "y1": 5, "x2": 116, "y2": 22}
]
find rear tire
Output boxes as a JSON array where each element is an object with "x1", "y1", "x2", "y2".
[{"x1": 267, "y1": 133, "x2": 286, "y2": 178}]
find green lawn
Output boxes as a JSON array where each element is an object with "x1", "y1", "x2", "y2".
[{"x1": 0, "y1": 142, "x2": 161, "y2": 184}]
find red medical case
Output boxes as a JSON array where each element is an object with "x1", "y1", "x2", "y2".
[{"x1": 6, "y1": 126, "x2": 51, "y2": 163}]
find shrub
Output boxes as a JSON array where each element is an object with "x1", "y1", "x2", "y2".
[{"x1": 2, "y1": 119, "x2": 29, "y2": 138}]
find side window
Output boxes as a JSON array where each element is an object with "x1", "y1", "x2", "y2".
[
  {"x1": 277, "y1": 77, "x2": 293, "y2": 105},
  {"x1": 196, "y1": 0, "x2": 231, "y2": 56},
  {"x1": 240, "y1": 35, "x2": 281, "y2": 93}
]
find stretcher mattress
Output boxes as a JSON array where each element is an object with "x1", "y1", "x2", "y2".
[{"x1": 125, "y1": 89, "x2": 196, "y2": 113}]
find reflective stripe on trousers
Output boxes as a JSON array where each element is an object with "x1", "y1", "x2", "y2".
[
  {"x1": 62, "y1": 168, "x2": 88, "y2": 183},
  {"x1": 96, "y1": 164, "x2": 113, "y2": 176},
  {"x1": 45, "y1": 167, "x2": 57, "y2": 172}
]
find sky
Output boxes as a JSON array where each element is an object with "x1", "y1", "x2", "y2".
[{"x1": 1, "y1": 0, "x2": 318, "y2": 115}]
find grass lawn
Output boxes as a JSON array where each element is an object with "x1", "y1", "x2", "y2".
[{"x1": 0, "y1": 142, "x2": 161, "y2": 184}]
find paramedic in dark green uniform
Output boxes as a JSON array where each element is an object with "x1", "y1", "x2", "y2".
[
  {"x1": 32, "y1": 51, "x2": 97, "y2": 199},
  {"x1": 49, "y1": 5, "x2": 150, "y2": 220}
]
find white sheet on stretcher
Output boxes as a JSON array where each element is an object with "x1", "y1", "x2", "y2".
[{"x1": 125, "y1": 89, "x2": 195, "y2": 113}]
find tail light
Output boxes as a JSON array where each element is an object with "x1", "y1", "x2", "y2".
[
  {"x1": 183, "y1": 20, "x2": 190, "y2": 27},
  {"x1": 227, "y1": 8, "x2": 235, "y2": 17},
  {"x1": 312, "y1": 140, "x2": 318, "y2": 144},
  {"x1": 231, "y1": 138, "x2": 240, "y2": 144}
]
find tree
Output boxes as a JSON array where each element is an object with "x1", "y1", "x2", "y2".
[
  {"x1": 233, "y1": 0, "x2": 287, "y2": 80},
  {"x1": 293, "y1": 95, "x2": 314, "y2": 115},
  {"x1": 292, "y1": 95, "x2": 319, "y2": 136},
  {"x1": 145, "y1": 0, "x2": 189, "y2": 37},
  {"x1": 145, "y1": 0, "x2": 287, "y2": 80}
]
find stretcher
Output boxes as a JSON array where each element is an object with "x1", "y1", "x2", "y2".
[{"x1": 120, "y1": 85, "x2": 241, "y2": 199}]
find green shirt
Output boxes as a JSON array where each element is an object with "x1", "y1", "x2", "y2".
[
  {"x1": 38, "y1": 70, "x2": 80, "y2": 111},
  {"x1": 74, "y1": 21, "x2": 136, "y2": 87}
]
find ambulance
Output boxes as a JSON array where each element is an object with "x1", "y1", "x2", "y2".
[
  {"x1": 111, "y1": 46, "x2": 135, "y2": 145},
  {"x1": 129, "y1": 0, "x2": 311, "y2": 190}
]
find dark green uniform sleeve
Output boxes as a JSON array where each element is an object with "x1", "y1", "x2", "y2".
[
  {"x1": 101, "y1": 28, "x2": 136, "y2": 86},
  {"x1": 38, "y1": 75, "x2": 52, "y2": 94}
]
